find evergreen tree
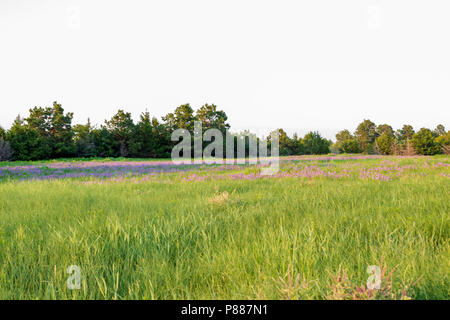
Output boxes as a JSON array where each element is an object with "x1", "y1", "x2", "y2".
[
  {"x1": 128, "y1": 111, "x2": 161, "y2": 158},
  {"x1": 355, "y1": 119, "x2": 377, "y2": 153},
  {"x1": 73, "y1": 119, "x2": 96, "y2": 157},
  {"x1": 105, "y1": 110, "x2": 134, "y2": 157},
  {"x1": 302, "y1": 131, "x2": 330, "y2": 155},
  {"x1": 6, "y1": 116, "x2": 51, "y2": 160}
]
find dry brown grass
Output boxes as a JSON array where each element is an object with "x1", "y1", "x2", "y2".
[
  {"x1": 208, "y1": 188, "x2": 238, "y2": 208},
  {"x1": 443, "y1": 145, "x2": 450, "y2": 155}
]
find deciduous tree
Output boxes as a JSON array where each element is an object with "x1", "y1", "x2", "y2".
[
  {"x1": 412, "y1": 128, "x2": 441, "y2": 155},
  {"x1": 355, "y1": 119, "x2": 377, "y2": 153}
]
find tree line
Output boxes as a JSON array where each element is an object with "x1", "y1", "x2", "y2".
[{"x1": 0, "y1": 101, "x2": 449, "y2": 161}]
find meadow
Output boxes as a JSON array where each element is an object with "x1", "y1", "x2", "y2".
[{"x1": 0, "y1": 155, "x2": 448, "y2": 299}]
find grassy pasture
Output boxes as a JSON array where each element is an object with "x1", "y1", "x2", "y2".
[{"x1": 0, "y1": 155, "x2": 448, "y2": 299}]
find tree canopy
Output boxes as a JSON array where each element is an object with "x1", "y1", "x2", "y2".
[{"x1": 1, "y1": 102, "x2": 448, "y2": 161}]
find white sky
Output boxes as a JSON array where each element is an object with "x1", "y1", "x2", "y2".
[{"x1": 0, "y1": 0, "x2": 449, "y2": 139}]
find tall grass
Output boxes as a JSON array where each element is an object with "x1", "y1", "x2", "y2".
[{"x1": 0, "y1": 157, "x2": 448, "y2": 299}]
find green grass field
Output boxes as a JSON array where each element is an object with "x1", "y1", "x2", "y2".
[{"x1": 0, "y1": 155, "x2": 448, "y2": 299}]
